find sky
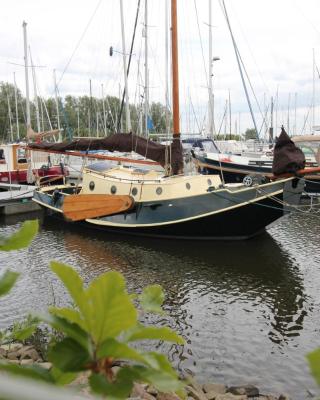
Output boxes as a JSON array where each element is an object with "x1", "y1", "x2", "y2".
[{"x1": 1, "y1": 0, "x2": 320, "y2": 137}]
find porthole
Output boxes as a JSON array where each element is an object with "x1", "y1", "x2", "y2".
[
  {"x1": 186, "y1": 182, "x2": 191, "y2": 190},
  {"x1": 89, "y1": 181, "x2": 95, "y2": 191},
  {"x1": 207, "y1": 179, "x2": 212, "y2": 186},
  {"x1": 156, "y1": 187, "x2": 163, "y2": 195},
  {"x1": 110, "y1": 185, "x2": 117, "y2": 194},
  {"x1": 131, "y1": 187, "x2": 138, "y2": 196}
]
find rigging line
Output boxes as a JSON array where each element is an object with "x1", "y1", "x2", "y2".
[
  {"x1": 300, "y1": 101, "x2": 312, "y2": 135},
  {"x1": 254, "y1": 180, "x2": 320, "y2": 212},
  {"x1": 57, "y1": 0, "x2": 103, "y2": 88},
  {"x1": 34, "y1": 78, "x2": 53, "y2": 131},
  {"x1": 236, "y1": 46, "x2": 266, "y2": 126},
  {"x1": 189, "y1": 93, "x2": 201, "y2": 134},
  {"x1": 227, "y1": 0, "x2": 270, "y2": 97},
  {"x1": 212, "y1": 189, "x2": 286, "y2": 213},
  {"x1": 117, "y1": 0, "x2": 142, "y2": 133},
  {"x1": 219, "y1": 0, "x2": 259, "y2": 138},
  {"x1": 217, "y1": 101, "x2": 228, "y2": 136},
  {"x1": 213, "y1": 187, "x2": 320, "y2": 217},
  {"x1": 257, "y1": 189, "x2": 320, "y2": 216},
  {"x1": 193, "y1": 0, "x2": 208, "y2": 89},
  {"x1": 292, "y1": 0, "x2": 320, "y2": 37},
  {"x1": 303, "y1": 178, "x2": 320, "y2": 186},
  {"x1": 257, "y1": 103, "x2": 270, "y2": 137},
  {"x1": 56, "y1": 86, "x2": 73, "y2": 140},
  {"x1": 220, "y1": 12, "x2": 266, "y2": 130}
]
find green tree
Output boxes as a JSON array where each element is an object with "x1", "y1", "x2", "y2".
[
  {"x1": 214, "y1": 134, "x2": 242, "y2": 141},
  {"x1": 0, "y1": 82, "x2": 27, "y2": 142},
  {"x1": 244, "y1": 128, "x2": 258, "y2": 140},
  {"x1": 0, "y1": 80, "x2": 172, "y2": 141}
]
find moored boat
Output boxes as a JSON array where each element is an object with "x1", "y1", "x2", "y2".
[
  {"x1": 30, "y1": 1, "x2": 306, "y2": 241},
  {"x1": 192, "y1": 133, "x2": 320, "y2": 195},
  {"x1": 0, "y1": 143, "x2": 68, "y2": 185},
  {"x1": 32, "y1": 162, "x2": 303, "y2": 240}
]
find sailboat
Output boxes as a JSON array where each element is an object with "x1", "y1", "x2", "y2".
[
  {"x1": 30, "y1": 0, "x2": 304, "y2": 240},
  {"x1": 191, "y1": 132, "x2": 320, "y2": 194}
]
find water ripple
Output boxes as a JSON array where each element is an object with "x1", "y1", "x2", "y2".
[{"x1": 0, "y1": 212, "x2": 319, "y2": 398}]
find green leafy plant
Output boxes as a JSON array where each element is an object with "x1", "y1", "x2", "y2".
[
  {"x1": 0, "y1": 270, "x2": 19, "y2": 298},
  {"x1": 0, "y1": 220, "x2": 39, "y2": 252},
  {"x1": 307, "y1": 348, "x2": 320, "y2": 387},
  {"x1": 1, "y1": 260, "x2": 185, "y2": 399}
]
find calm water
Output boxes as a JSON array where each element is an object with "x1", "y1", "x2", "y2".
[{"x1": 0, "y1": 210, "x2": 320, "y2": 399}]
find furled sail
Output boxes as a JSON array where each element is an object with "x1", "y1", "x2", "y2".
[
  {"x1": 272, "y1": 127, "x2": 305, "y2": 175},
  {"x1": 28, "y1": 133, "x2": 184, "y2": 175}
]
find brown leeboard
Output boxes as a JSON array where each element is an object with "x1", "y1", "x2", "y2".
[{"x1": 62, "y1": 194, "x2": 134, "y2": 221}]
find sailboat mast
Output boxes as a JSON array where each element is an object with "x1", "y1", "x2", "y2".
[
  {"x1": 13, "y1": 72, "x2": 20, "y2": 140},
  {"x1": 120, "y1": 0, "x2": 132, "y2": 132},
  {"x1": 165, "y1": 0, "x2": 170, "y2": 135},
  {"x1": 312, "y1": 48, "x2": 315, "y2": 134},
  {"x1": 53, "y1": 69, "x2": 61, "y2": 141},
  {"x1": 7, "y1": 91, "x2": 13, "y2": 142},
  {"x1": 22, "y1": 21, "x2": 31, "y2": 130},
  {"x1": 30, "y1": 47, "x2": 41, "y2": 133},
  {"x1": 208, "y1": 0, "x2": 214, "y2": 138},
  {"x1": 144, "y1": 0, "x2": 149, "y2": 137},
  {"x1": 171, "y1": 0, "x2": 180, "y2": 137}
]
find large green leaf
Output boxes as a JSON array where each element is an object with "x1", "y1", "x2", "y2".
[
  {"x1": 125, "y1": 323, "x2": 184, "y2": 344},
  {"x1": 97, "y1": 338, "x2": 146, "y2": 364},
  {"x1": 49, "y1": 307, "x2": 85, "y2": 330},
  {"x1": 50, "y1": 366, "x2": 78, "y2": 386},
  {"x1": 48, "y1": 338, "x2": 92, "y2": 372},
  {"x1": 85, "y1": 271, "x2": 137, "y2": 344},
  {"x1": 142, "y1": 352, "x2": 178, "y2": 377},
  {"x1": 50, "y1": 261, "x2": 89, "y2": 323},
  {"x1": 139, "y1": 284, "x2": 165, "y2": 314},
  {"x1": 0, "y1": 362, "x2": 53, "y2": 383},
  {"x1": 42, "y1": 314, "x2": 90, "y2": 350},
  {"x1": 0, "y1": 220, "x2": 38, "y2": 251},
  {"x1": 0, "y1": 270, "x2": 19, "y2": 297},
  {"x1": 307, "y1": 348, "x2": 320, "y2": 386},
  {"x1": 137, "y1": 367, "x2": 183, "y2": 393},
  {"x1": 90, "y1": 368, "x2": 136, "y2": 399}
]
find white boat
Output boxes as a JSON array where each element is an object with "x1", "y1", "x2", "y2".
[{"x1": 192, "y1": 133, "x2": 320, "y2": 194}]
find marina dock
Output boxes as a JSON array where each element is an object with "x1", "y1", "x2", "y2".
[{"x1": 0, "y1": 183, "x2": 40, "y2": 215}]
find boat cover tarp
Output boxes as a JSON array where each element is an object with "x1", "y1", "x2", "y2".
[
  {"x1": 272, "y1": 127, "x2": 305, "y2": 175},
  {"x1": 28, "y1": 133, "x2": 184, "y2": 175}
]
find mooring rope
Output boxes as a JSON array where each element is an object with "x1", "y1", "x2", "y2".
[{"x1": 212, "y1": 184, "x2": 320, "y2": 219}]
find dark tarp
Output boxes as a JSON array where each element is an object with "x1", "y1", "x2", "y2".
[
  {"x1": 272, "y1": 127, "x2": 305, "y2": 175},
  {"x1": 28, "y1": 133, "x2": 184, "y2": 175}
]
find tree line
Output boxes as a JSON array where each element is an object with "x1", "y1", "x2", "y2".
[
  {"x1": 0, "y1": 81, "x2": 170, "y2": 142},
  {"x1": 0, "y1": 81, "x2": 259, "y2": 143}
]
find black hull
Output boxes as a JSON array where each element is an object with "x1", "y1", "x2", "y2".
[
  {"x1": 35, "y1": 190, "x2": 287, "y2": 240},
  {"x1": 80, "y1": 196, "x2": 283, "y2": 240}
]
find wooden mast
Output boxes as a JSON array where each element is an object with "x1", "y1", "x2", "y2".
[{"x1": 171, "y1": 0, "x2": 180, "y2": 137}]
